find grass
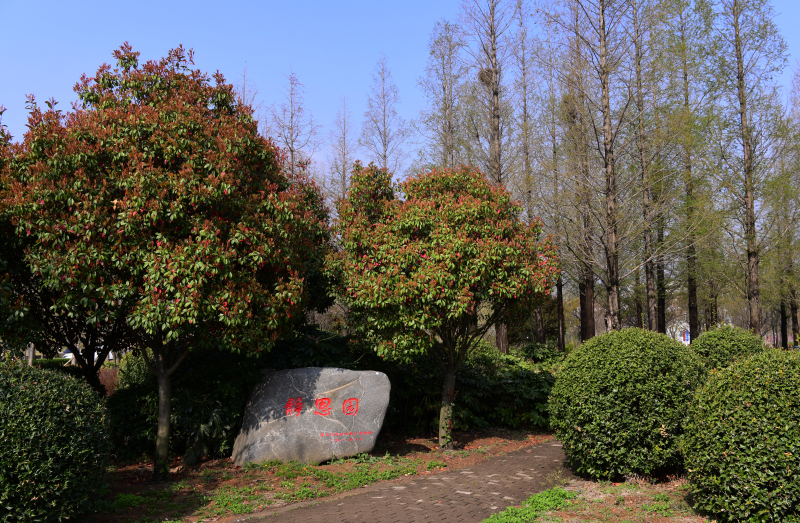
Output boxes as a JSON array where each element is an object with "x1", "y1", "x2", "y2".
[{"x1": 483, "y1": 487, "x2": 575, "y2": 522}]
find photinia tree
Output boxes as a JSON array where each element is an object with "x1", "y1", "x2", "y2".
[
  {"x1": 0, "y1": 44, "x2": 331, "y2": 478},
  {"x1": 335, "y1": 163, "x2": 558, "y2": 448}
]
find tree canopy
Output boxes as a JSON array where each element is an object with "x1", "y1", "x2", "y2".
[
  {"x1": 335, "y1": 163, "x2": 557, "y2": 446},
  {"x1": 0, "y1": 44, "x2": 332, "y2": 477}
]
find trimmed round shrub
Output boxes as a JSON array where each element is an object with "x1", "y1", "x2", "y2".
[
  {"x1": 0, "y1": 363, "x2": 110, "y2": 522},
  {"x1": 690, "y1": 325, "x2": 764, "y2": 370},
  {"x1": 549, "y1": 328, "x2": 706, "y2": 479},
  {"x1": 683, "y1": 349, "x2": 800, "y2": 522}
]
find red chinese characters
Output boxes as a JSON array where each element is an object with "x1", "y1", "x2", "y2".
[
  {"x1": 314, "y1": 398, "x2": 332, "y2": 416},
  {"x1": 342, "y1": 398, "x2": 359, "y2": 416},
  {"x1": 285, "y1": 397, "x2": 361, "y2": 417},
  {"x1": 284, "y1": 397, "x2": 303, "y2": 417}
]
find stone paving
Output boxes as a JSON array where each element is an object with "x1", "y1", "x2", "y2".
[{"x1": 242, "y1": 439, "x2": 574, "y2": 523}]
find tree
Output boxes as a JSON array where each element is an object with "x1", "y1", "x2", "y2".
[
  {"x1": 712, "y1": 0, "x2": 786, "y2": 334},
  {"x1": 1, "y1": 45, "x2": 331, "y2": 478},
  {"x1": 461, "y1": 0, "x2": 516, "y2": 351},
  {"x1": 335, "y1": 163, "x2": 557, "y2": 447},
  {"x1": 416, "y1": 19, "x2": 469, "y2": 170},
  {"x1": 360, "y1": 54, "x2": 412, "y2": 173},
  {"x1": 269, "y1": 71, "x2": 321, "y2": 178},
  {"x1": 324, "y1": 97, "x2": 360, "y2": 209}
]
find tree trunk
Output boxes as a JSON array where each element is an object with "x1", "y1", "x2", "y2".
[
  {"x1": 679, "y1": 12, "x2": 699, "y2": 344},
  {"x1": 147, "y1": 339, "x2": 190, "y2": 481},
  {"x1": 487, "y1": 1, "x2": 507, "y2": 353},
  {"x1": 535, "y1": 307, "x2": 545, "y2": 343},
  {"x1": 439, "y1": 364, "x2": 458, "y2": 449},
  {"x1": 556, "y1": 275, "x2": 565, "y2": 351},
  {"x1": 635, "y1": 268, "x2": 644, "y2": 329},
  {"x1": 27, "y1": 343, "x2": 34, "y2": 366},
  {"x1": 632, "y1": 0, "x2": 657, "y2": 332},
  {"x1": 656, "y1": 220, "x2": 667, "y2": 334},
  {"x1": 154, "y1": 371, "x2": 173, "y2": 480},
  {"x1": 598, "y1": 0, "x2": 620, "y2": 331},
  {"x1": 781, "y1": 299, "x2": 789, "y2": 349},
  {"x1": 687, "y1": 245, "x2": 699, "y2": 343},
  {"x1": 791, "y1": 288, "x2": 799, "y2": 348},
  {"x1": 731, "y1": 0, "x2": 761, "y2": 334},
  {"x1": 495, "y1": 322, "x2": 509, "y2": 354},
  {"x1": 580, "y1": 264, "x2": 595, "y2": 341}
]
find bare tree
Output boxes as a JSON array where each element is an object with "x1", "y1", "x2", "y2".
[
  {"x1": 360, "y1": 54, "x2": 412, "y2": 173},
  {"x1": 461, "y1": 0, "x2": 515, "y2": 352},
  {"x1": 269, "y1": 72, "x2": 321, "y2": 178},
  {"x1": 234, "y1": 65, "x2": 267, "y2": 136},
  {"x1": 417, "y1": 19, "x2": 470, "y2": 170},
  {"x1": 713, "y1": 0, "x2": 787, "y2": 334},
  {"x1": 324, "y1": 97, "x2": 360, "y2": 207}
]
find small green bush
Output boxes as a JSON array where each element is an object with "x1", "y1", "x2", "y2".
[
  {"x1": 0, "y1": 363, "x2": 110, "y2": 522},
  {"x1": 690, "y1": 325, "x2": 764, "y2": 370},
  {"x1": 683, "y1": 349, "x2": 800, "y2": 522},
  {"x1": 512, "y1": 342, "x2": 564, "y2": 363},
  {"x1": 549, "y1": 328, "x2": 706, "y2": 479}
]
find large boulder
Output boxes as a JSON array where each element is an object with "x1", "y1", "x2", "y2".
[{"x1": 232, "y1": 367, "x2": 390, "y2": 465}]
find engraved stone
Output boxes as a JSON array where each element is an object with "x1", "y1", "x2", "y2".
[{"x1": 232, "y1": 367, "x2": 390, "y2": 465}]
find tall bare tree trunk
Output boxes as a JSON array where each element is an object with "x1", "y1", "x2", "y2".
[
  {"x1": 477, "y1": 0, "x2": 509, "y2": 352},
  {"x1": 731, "y1": 0, "x2": 761, "y2": 334},
  {"x1": 580, "y1": 264, "x2": 596, "y2": 341},
  {"x1": 635, "y1": 268, "x2": 644, "y2": 328},
  {"x1": 632, "y1": 0, "x2": 657, "y2": 332},
  {"x1": 675, "y1": 10, "x2": 701, "y2": 343},
  {"x1": 534, "y1": 307, "x2": 545, "y2": 343},
  {"x1": 781, "y1": 298, "x2": 789, "y2": 348},
  {"x1": 598, "y1": 0, "x2": 620, "y2": 330},
  {"x1": 657, "y1": 219, "x2": 667, "y2": 333},
  {"x1": 556, "y1": 275, "x2": 565, "y2": 351}
]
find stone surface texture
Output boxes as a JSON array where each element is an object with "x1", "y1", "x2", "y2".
[{"x1": 232, "y1": 367, "x2": 390, "y2": 465}]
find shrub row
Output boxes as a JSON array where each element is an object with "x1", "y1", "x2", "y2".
[{"x1": 551, "y1": 326, "x2": 798, "y2": 522}]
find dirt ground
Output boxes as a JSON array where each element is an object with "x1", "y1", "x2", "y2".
[{"x1": 549, "y1": 475, "x2": 709, "y2": 523}]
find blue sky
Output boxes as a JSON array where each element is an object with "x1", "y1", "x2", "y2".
[{"x1": 1, "y1": 0, "x2": 799, "y2": 167}]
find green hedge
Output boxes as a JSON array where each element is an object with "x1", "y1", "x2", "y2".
[
  {"x1": 549, "y1": 328, "x2": 706, "y2": 479},
  {"x1": 690, "y1": 325, "x2": 764, "y2": 370},
  {"x1": 32, "y1": 358, "x2": 69, "y2": 368},
  {"x1": 683, "y1": 349, "x2": 800, "y2": 522},
  {"x1": 0, "y1": 363, "x2": 110, "y2": 522}
]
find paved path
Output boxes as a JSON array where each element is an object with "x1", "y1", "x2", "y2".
[{"x1": 243, "y1": 439, "x2": 574, "y2": 523}]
